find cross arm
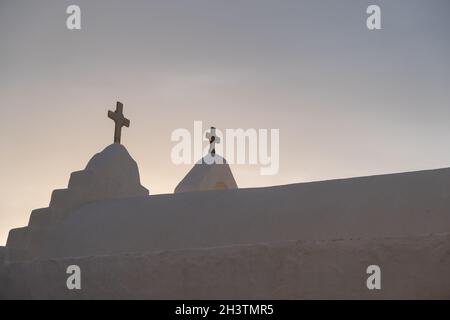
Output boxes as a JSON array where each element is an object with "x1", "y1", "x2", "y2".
[{"x1": 108, "y1": 110, "x2": 115, "y2": 120}]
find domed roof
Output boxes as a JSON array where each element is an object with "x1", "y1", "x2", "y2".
[
  {"x1": 50, "y1": 144, "x2": 149, "y2": 212},
  {"x1": 174, "y1": 155, "x2": 238, "y2": 193}
]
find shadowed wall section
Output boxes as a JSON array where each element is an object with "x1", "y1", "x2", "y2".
[{"x1": 1, "y1": 234, "x2": 449, "y2": 299}]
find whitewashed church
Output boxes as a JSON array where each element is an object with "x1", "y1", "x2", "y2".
[{"x1": 1, "y1": 102, "x2": 449, "y2": 299}]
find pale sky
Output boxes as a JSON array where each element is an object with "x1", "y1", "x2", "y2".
[{"x1": 1, "y1": 0, "x2": 450, "y2": 245}]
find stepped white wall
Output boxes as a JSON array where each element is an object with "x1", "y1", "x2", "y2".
[{"x1": 6, "y1": 167, "x2": 450, "y2": 261}]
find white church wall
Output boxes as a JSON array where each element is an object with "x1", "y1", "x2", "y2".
[
  {"x1": 9, "y1": 166, "x2": 450, "y2": 261},
  {"x1": 1, "y1": 233, "x2": 449, "y2": 299}
]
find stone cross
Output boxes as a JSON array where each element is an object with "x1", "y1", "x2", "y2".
[
  {"x1": 108, "y1": 101, "x2": 130, "y2": 144},
  {"x1": 206, "y1": 126, "x2": 220, "y2": 156}
]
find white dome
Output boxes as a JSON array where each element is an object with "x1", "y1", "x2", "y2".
[{"x1": 174, "y1": 155, "x2": 238, "y2": 193}]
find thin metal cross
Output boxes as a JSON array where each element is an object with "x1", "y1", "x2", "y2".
[
  {"x1": 108, "y1": 101, "x2": 130, "y2": 144},
  {"x1": 206, "y1": 126, "x2": 220, "y2": 156}
]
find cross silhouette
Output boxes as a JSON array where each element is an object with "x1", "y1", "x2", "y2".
[
  {"x1": 206, "y1": 126, "x2": 220, "y2": 156},
  {"x1": 108, "y1": 101, "x2": 130, "y2": 144}
]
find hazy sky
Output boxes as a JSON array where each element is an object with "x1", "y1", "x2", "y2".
[{"x1": 1, "y1": 0, "x2": 450, "y2": 245}]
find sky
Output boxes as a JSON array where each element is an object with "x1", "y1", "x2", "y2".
[{"x1": 1, "y1": 0, "x2": 450, "y2": 245}]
